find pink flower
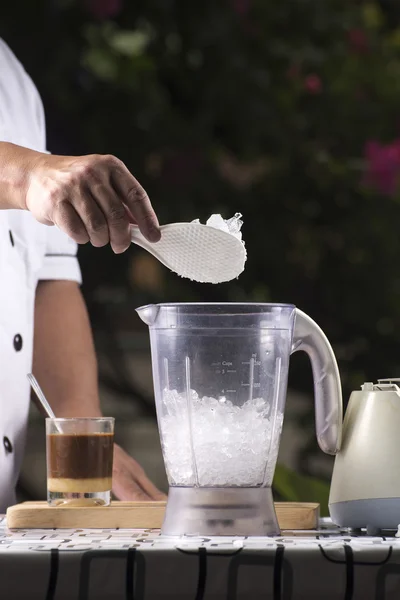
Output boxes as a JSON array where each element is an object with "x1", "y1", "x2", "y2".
[
  {"x1": 347, "y1": 28, "x2": 369, "y2": 54},
  {"x1": 304, "y1": 74, "x2": 322, "y2": 94},
  {"x1": 232, "y1": 0, "x2": 251, "y2": 16},
  {"x1": 363, "y1": 140, "x2": 400, "y2": 196},
  {"x1": 84, "y1": 0, "x2": 123, "y2": 19}
]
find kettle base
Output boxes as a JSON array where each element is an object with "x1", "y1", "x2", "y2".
[
  {"x1": 161, "y1": 486, "x2": 280, "y2": 536},
  {"x1": 330, "y1": 498, "x2": 400, "y2": 532}
]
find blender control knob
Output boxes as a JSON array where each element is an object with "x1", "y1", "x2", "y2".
[{"x1": 361, "y1": 382, "x2": 374, "y2": 391}]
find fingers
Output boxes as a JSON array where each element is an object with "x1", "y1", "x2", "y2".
[
  {"x1": 112, "y1": 478, "x2": 153, "y2": 502},
  {"x1": 112, "y1": 444, "x2": 167, "y2": 501},
  {"x1": 135, "y1": 470, "x2": 167, "y2": 501},
  {"x1": 110, "y1": 159, "x2": 161, "y2": 243},
  {"x1": 54, "y1": 201, "x2": 90, "y2": 245},
  {"x1": 71, "y1": 187, "x2": 111, "y2": 248},
  {"x1": 112, "y1": 460, "x2": 154, "y2": 501},
  {"x1": 83, "y1": 179, "x2": 131, "y2": 253},
  {"x1": 72, "y1": 155, "x2": 157, "y2": 252},
  {"x1": 32, "y1": 153, "x2": 159, "y2": 252},
  {"x1": 124, "y1": 204, "x2": 138, "y2": 225}
]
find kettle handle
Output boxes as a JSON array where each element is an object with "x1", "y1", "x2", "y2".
[{"x1": 291, "y1": 309, "x2": 342, "y2": 454}]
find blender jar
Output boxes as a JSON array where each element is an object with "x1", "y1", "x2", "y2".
[{"x1": 137, "y1": 303, "x2": 342, "y2": 535}]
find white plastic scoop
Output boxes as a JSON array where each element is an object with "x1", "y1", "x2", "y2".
[{"x1": 131, "y1": 213, "x2": 247, "y2": 284}]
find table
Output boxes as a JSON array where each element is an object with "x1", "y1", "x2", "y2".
[{"x1": 1, "y1": 516, "x2": 400, "y2": 599}]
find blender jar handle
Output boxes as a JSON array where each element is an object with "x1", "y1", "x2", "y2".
[{"x1": 291, "y1": 309, "x2": 342, "y2": 455}]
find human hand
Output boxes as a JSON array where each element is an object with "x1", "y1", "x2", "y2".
[
  {"x1": 112, "y1": 443, "x2": 167, "y2": 501},
  {"x1": 26, "y1": 152, "x2": 160, "y2": 253}
]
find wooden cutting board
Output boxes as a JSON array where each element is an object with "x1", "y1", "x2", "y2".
[{"x1": 6, "y1": 501, "x2": 319, "y2": 530}]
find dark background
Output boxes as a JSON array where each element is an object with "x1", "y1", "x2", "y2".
[{"x1": 2, "y1": 0, "x2": 400, "y2": 506}]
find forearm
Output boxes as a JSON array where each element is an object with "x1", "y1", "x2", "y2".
[
  {"x1": 32, "y1": 280, "x2": 102, "y2": 417},
  {"x1": 0, "y1": 142, "x2": 41, "y2": 209}
]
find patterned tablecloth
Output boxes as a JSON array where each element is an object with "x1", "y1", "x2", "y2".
[{"x1": 1, "y1": 516, "x2": 400, "y2": 599}]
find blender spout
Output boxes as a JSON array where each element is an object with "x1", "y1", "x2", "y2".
[{"x1": 136, "y1": 304, "x2": 159, "y2": 326}]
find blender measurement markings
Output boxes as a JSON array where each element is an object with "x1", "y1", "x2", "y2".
[
  {"x1": 240, "y1": 358, "x2": 261, "y2": 395},
  {"x1": 249, "y1": 357, "x2": 255, "y2": 402},
  {"x1": 213, "y1": 361, "x2": 236, "y2": 375},
  {"x1": 241, "y1": 360, "x2": 250, "y2": 386}
]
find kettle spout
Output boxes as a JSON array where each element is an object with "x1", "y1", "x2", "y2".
[{"x1": 136, "y1": 304, "x2": 159, "y2": 326}]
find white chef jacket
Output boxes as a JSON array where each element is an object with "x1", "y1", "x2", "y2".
[{"x1": 0, "y1": 38, "x2": 82, "y2": 512}]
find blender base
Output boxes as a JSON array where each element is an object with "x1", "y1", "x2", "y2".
[{"x1": 162, "y1": 487, "x2": 280, "y2": 536}]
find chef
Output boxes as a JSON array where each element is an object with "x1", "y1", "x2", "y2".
[{"x1": 0, "y1": 38, "x2": 165, "y2": 511}]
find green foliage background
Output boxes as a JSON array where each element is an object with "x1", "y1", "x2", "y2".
[{"x1": 2, "y1": 0, "x2": 400, "y2": 509}]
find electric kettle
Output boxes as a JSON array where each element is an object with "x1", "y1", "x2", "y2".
[{"x1": 329, "y1": 379, "x2": 400, "y2": 532}]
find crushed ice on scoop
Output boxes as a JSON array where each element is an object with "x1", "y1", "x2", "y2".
[
  {"x1": 185, "y1": 211, "x2": 246, "y2": 284},
  {"x1": 192, "y1": 212, "x2": 244, "y2": 243}
]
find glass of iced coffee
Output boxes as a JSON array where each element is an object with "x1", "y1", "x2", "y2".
[{"x1": 46, "y1": 417, "x2": 114, "y2": 506}]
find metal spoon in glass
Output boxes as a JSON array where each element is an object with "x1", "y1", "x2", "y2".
[{"x1": 27, "y1": 373, "x2": 62, "y2": 432}]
